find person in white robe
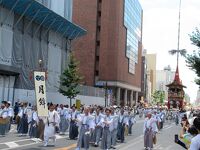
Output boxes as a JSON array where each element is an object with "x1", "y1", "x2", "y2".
[
  {"x1": 89, "y1": 107, "x2": 96, "y2": 144},
  {"x1": 6, "y1": 101, "x2": 14, "y2": 133},
  {"x1": 128, "y1": 111, "x2": 136, "y2": 135},
  {"x1": 143, "y1": 112, "x2": 158, "y2": 150},
  {"x1": 101, "y1": 108, "x2": 113, "y2": 150},
  {"x1": 110, "y1": 108, "x2": 119, "y2": 149},
  {"x1": 43, "y1": 104, "x2": 60, "y2": 147},
  {"x1": 57, "y1": 104, "x2": 69, "y2": 135},
  {"x1": 94, "y1": 107, "x2": 103, "y2": 147},
  {"x1": 0, "y1": 102, "x2": 8, "y2": 136},
  {"x1": 69, "y1": 106, "x2": 79, "y2": 139},
  {"x1": 76, "y1": 107, "x2": 94, "y2": 150},
  {"x1": 29, "y1": 106, "x2": 39, "y2": 138},
  {"x1": 18, "y1": 102, "x2": 29, "y2": 136},
  {"x1": 152, "y1": 110, "x2": 161, "y2": 130},
  {"x1": 117, "y1": 109, "x2": 129, "y2": 143}
]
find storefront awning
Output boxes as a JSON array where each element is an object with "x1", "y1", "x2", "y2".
[{"x1": 0, "y1": 0, "x2": 86, "y2": 39}]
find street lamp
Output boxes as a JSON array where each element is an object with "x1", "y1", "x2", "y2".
[
  {"x1": 38, "y1": 59, "x2": 43, "y2": 70},
  {"x1": 103, "y1": 81, "x2": 108, "y2": 107},
  {"x1": 29, "y1": 59, "x2": 48, "y2": 80}
]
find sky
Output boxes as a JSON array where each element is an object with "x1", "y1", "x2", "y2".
[{"x1": 139, "y1": 0, "x2": 200, "y2": 103}]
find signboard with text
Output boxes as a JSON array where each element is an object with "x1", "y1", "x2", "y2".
[{"x1": 34, "y1": 71, "x2": 48, "y2": 117}]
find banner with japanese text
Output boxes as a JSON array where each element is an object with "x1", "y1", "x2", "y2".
[{"x1": 34, "y1": 71, "x2": 48, "y2": 117}]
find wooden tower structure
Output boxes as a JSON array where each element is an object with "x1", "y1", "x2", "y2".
[{"x1": 166, "y1": 66, "x2": 186, "y2": 109}]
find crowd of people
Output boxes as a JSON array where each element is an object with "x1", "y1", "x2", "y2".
[
  {"x1": 1, "y1": 100, "x2": 200, "y2": 150},
  {"x1": 0, "y1": 101, "x2": 138, "y2": 150}
]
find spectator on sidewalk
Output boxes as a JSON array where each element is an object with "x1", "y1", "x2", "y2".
[{"x1": 189, "y1": 117, "x2": 200, "y2": 150}]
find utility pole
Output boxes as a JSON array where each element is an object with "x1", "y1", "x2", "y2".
[{"x1": 104, "y1": 81, "x2": 108, "y2": 107}]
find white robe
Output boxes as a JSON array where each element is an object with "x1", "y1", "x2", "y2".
[
  {"x1": 143, "y1": 118, "x2": 158, "y2": 134},
  {"x1": 0, "y1": 108, "x2": 8, "y2": 119},
  {"x1": 44, "y1": 110, "x2": 60, "y2": 139},
  {"x1": 7, "y1": 107, "x2": 14, "y2": 117}
]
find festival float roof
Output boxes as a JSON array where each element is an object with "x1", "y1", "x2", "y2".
[{"x1": 166, "y1": 66, "x2": 186, "y2": 88}]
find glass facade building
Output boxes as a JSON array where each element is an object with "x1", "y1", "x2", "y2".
[{"x1": 124, "y1": 0, "x2": 142, "y2": 74}]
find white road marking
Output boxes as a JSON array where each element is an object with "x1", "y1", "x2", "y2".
[
  {"x1": 0, "y1": 138, "x2": 34, "y2": 145},
  {"x1": 2, "y1": 142, "x2": 41, "y2": 150},
  {"x1": 55, "y1": 134, "x2": 65, "y2": 139},
  {"x1": 164, "y1": 126, "x2": 173, "y2": 130},
  {"x1": 154, "y1": 144, "x2": 162, "y2": 149},
  {"x1": 5, "y1": 142, "x2": 19, "y2": 148},
  {"x1": 0, "y1": 133, "x2": 68, "y2": 150}
]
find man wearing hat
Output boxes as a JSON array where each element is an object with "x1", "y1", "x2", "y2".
[{"x1": 0, "y1": 102, "x2": 8, "y2": 136}]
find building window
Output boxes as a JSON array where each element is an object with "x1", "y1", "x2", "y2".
[
  {"x1": 95, "y1": 70, "x2": 99, "y2": 76},
  {"x1": 96, "y1": 41, "x2": 100, "y2": 46},
  {"x1": 98, "y1": 11, "x2": 101, "y2": 17},
  {"x1": 97, "y1": 26, "x2": 101, "y2": 32},
  {"x1": 124, "y1": 0, "x2": 142, "y2": 74},
  {"x1": 96, "y1": 56, "x2": 99, "y2": 61}
]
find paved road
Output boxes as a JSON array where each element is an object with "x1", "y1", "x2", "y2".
[{"x1": 0, "y1": 117, "x2": 184, "y2": 150}]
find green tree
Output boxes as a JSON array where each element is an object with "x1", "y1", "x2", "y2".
[
  {"x1": 151, "y1": 90, "x2": 165, "y2": 105},
  {"x1": 186, "y1": 28, "x2": 200, "y2": 85},
  {"x1": 59, "y1": 53, "x2": 83, "y2": 107}
]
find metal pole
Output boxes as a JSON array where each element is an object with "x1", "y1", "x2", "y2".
[
  {"x1": 69, "y1": 29, "x2": 77, "y2": 40},
  {"x1": 61, "y1": 26, "x2": 70, "y2": 37},
  {"x1": 104, "y1": 82, "x2": 107, "y2": 107},
  {"x1": 24, "y1": 9, "x2": 41, "y2": 32},
  {"x1": 43, "y1": 17, "x2": 58, "y2": 36},
  {"x1": 33, "y1": 13, "x2": 49, "y2": 37},
  {"x1": 177, "y1": 0, "x2": 182, "y2": 66},
  {"x1": 13, "y1": 1, "x2": 34, "y2": 28},
  {"x1": 54, "y1": 22, "x2": 64, "y2": 35},
  {"x1": 0, "y1": 0, "x2": 20, "y2": 26}
]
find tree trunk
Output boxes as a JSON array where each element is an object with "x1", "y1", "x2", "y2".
[{"x1": 70, "y1": 98, "x2": 72, "y2": 108}]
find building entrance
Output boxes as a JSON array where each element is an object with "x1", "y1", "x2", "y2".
[{"x1": 0, "y1": 75, "x2": 15, "y2": 103}]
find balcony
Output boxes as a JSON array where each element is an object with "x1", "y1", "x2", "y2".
[{"x1": 168, "y1": 92, "x2": 184, "y2": 99}]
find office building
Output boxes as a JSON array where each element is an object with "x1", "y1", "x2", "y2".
[
  {"x1": 73, "y1": 0, "x2": 143, "y2": 106},
  {"x1": 156, "y1": 65, "x2": 175, "y2": 100},
  {"x1": 145, "y1": 53, "x2": 157, "y2": 93}
]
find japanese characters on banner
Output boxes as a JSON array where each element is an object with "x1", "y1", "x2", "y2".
[{"x1": 34, "y1": 71, "x2": 48, "y2": 117}]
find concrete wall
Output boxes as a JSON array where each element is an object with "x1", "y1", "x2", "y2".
[{"x1": 13, "y1": 89, "x2": 105, "y2": 106}]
